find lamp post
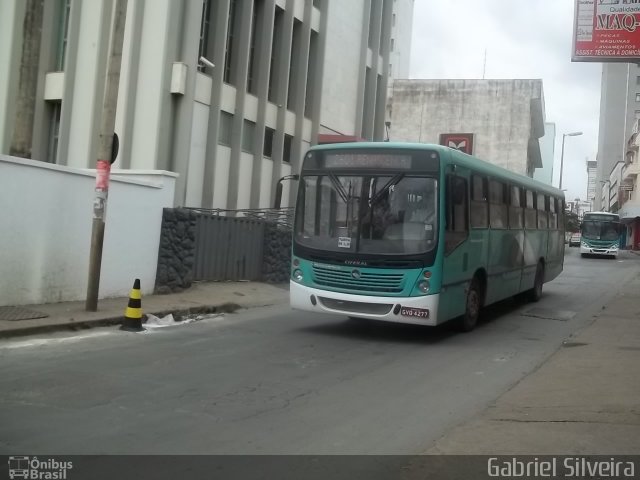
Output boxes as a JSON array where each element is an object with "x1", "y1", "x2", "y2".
[{"x1": 558, "y1": 131, "x2": 583, "y2": 190}]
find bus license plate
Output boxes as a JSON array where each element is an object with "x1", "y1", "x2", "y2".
[{"x1": 400, "y1": 307, "x2": 429, "y2": 318}]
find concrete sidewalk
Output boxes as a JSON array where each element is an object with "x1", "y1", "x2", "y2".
[
  {"x1": 0, "y1": 281, "x2": 290, "y2": 338},
  {"x1": 426, "y1": 269, "x2": 640, "y2": 455}
]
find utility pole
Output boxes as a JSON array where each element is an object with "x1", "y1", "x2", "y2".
[{"x1": 86, "y1": 0, "x2": 128, "y2": 311}]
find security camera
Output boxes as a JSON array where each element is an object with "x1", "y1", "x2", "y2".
[{"x1": 199, "y1": 56, "x2": 215, "y2": 68}]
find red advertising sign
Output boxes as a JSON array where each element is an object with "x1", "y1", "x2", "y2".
[
  {"x1": 439, "y1": 133, "x2": 474, "y2": 155},
  {"x1": 573, "y1": 0, "x2": 640, "y2": 62}
]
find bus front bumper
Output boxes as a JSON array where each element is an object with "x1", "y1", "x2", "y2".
[
  {"x1": 580, "y1": 243, "x2": 618, "y2": 256},
  {"x1": 290, "y1": 281, "x2": 441, "y2": 326}
]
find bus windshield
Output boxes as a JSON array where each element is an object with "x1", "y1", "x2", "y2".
[
  {"x1": 295, "y1": 174, "x2": 438, "y2": 255},
  {"x1": 581, "y1": 220, "x2": 619, "y2": 241}
]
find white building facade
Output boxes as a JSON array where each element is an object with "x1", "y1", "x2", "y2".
[
  {"x1": 389, "y1": 79, "x2": 546, "y2": 177},
  {"x1": 533, "y1": 122, "x2": 556, "y2": 186},
  {"x1": 619, "y1": 124, "x2": 640, "y2": 250},
  {"x1": 1, "y1": 0, "x2": 405, "y2": 209},
  {"x1": 594, "y1": 63, "x2": 640, "y2": 210}
]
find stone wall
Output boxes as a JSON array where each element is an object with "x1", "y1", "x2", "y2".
[
  {"x1": 154, "y1": 208, "x2": 198, "y2": 294},
  {"x1": 262, "y1": 224, "x2": 292, "y2": 283},
  {"x1": 156, "y1": 209, "x2": 292, "y2": 290}
]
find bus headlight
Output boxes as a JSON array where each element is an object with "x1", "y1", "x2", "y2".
[
  {"x1": 292, "y1": 269, "x2": 304, "y2": 282},
  {"x1": 417, "y1": 280, "x2": 430, "y2": 294}
]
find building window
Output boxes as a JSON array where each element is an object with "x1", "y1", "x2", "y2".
[
  {"x1": 304, "y1": 31, "x2": 318, "y2": 119},
  {"x1": 48, "y1": 102, "x2": 62, "y2": 163},
  {"x1": 198, "y1": 0, "x2": 213, "y2": 73},
  {"x1": 223, "y1": 0, "x2": 238, "y2": 84},
  {"x1": 390, "y1": 38, "x2": 394, "y2": 52},
  {"x1": 263, "y1": 127, "x2": 274, "y2": 158},
  {"x1": 242, "y1": 119, "x2": 256, "y2": 153},
  {"x1": 268, "y1": 7, "x2": 284, "y2": 102},
  {"x1": 637, "y1": 75, "x2": 640, "y2": 85},
  {"x1": 287, "y1": 19, "x2": 302, "y2": 111},
  {"x1": 56, "y1": 0, "x2": 71, "y2": 70},
  {"x1": 392, "y1": 13, "x2": 396, "y2": 27},
  {"x1": 247, "y1": 0, "x2": 260, "y2": 94},
  {"x1": 218, "y1": 111, "x2": 233, "y2": 146},
  {"x1": 283, "y1": 134, "x2": 292, "y2": 163},
  {"x1": 368, "y1": 5, "x2": 375, "y2": 48}
]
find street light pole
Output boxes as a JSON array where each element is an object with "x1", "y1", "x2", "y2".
[{"x1": 558, "y1": 131, "x2": 583, "y2": 190}]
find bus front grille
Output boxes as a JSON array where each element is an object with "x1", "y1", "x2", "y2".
[
  {"x1": 312, "y1": 265, "x2": 405, "y2": 294},
  {"x1": 318, "y1": 297, "x2": 394, "y2": 315}
]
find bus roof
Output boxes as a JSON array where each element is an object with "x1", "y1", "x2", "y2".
[
  {"x1": 306, "y1": 142, "x2": 565, "y2": 198},
  {"x1": 583, "y1": 211, "x2": 620, "y2": 217}
]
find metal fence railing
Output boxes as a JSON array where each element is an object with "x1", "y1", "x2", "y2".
[
  {"x1": 188, "y1": 208, "x2": 293, "y2": 282},
  {"x1": 187, "y1": 207, "x2": 294, "y2": 229}
]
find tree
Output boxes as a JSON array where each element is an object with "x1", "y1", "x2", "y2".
[{"x1": 565, "y1": 211, "x2": 580, "y2": 233}]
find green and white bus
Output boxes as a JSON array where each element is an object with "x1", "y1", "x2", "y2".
[
  {"x1": 290, "y1": 142, "x2": 565, "y2": 331},
  {"x1": 580, "y1": 211, "x2": 621, "y2": 258}
]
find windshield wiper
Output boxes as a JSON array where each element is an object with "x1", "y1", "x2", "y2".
[
  {"x1": 369, "y1": 173, "x2": 405, "y2": 206},
  {"x1": 328, "y1": 174, "x2": 350, "y2": 203}
]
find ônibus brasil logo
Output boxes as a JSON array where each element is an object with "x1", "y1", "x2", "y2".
[{"x1": 8, "y1": 456, "x2": 73, "y2": 480}]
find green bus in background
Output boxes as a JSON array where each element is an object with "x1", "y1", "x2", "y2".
[
  {"x1": 580, "y1": 211, "x2": 621, "y2": 259},
  {"x1": 290, "y1": 142, "x2": 566, "y2": 332}
]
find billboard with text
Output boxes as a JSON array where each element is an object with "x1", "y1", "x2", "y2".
[{"x1": 573, "y1": 0, "x2": 640, "y2": 62}]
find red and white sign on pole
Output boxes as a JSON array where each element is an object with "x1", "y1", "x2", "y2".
[
  {"x1": 573, "y1": 0, "x2": 640, "y2": 62},
  {"x1": 93, "y1": 159, "x2": 111, "y2": 220}
]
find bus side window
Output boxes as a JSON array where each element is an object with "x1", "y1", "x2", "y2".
[
  {"x1": 524, "y1": 190, "x2": 537, "y2": 229},
  {"x1": 549, "y1": 196, "x2": 558, "y2": 229},
  {"x1": 470, "y1": 175, "x2": 488, "y2": 228},
  {"x1": 537, "y1": 192, "x2": 548, "y2": 229},
  {"x1": 509, "y1": 185, "x2": 523, "y2": 229},
  {"x1": 489, "y1": 179, "x2": 507, "y2": 229},
  {"x1": 445, "y1": 175, "x2": 468, "y2": 255}
]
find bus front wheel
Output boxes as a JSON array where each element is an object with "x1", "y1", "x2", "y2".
[{"x1": 456, "y1": 278, "x2": 482, "y2": 332}]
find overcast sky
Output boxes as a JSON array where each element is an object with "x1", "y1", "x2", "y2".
[{"x1": 409, "y1": 0, "x2": 602, "y2": 202}]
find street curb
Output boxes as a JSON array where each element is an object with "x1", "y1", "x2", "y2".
[{"x1": 0, "y1": 301, "x2": 283, "y2": 339}]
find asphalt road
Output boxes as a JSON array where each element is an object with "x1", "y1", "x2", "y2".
[{"x1": 1, "y1": 248, "x2": 638, "y2": 455}]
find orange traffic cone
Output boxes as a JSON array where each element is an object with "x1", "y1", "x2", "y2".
[{"x1": 120, "y1": 279, "x2": 144, "y2": 331}]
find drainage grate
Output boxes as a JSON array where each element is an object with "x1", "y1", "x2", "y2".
[
  {"x1": 0, "y1": 306, "x2": 50, "y2": 321},
  {"x1": 520, "y1": 308, "x2": 576, "y2": 321}
]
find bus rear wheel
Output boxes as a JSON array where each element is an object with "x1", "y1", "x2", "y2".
[
  {"x1": 456, "y1": 278, "x2": 482, "y2": 332},
  {"x1": 527, "y1": 262, "x2": 544, "y2": 302}
]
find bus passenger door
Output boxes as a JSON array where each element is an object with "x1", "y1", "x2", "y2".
[{"x1": 440, "y1": 173, "x2": 471, "y2": 322}]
